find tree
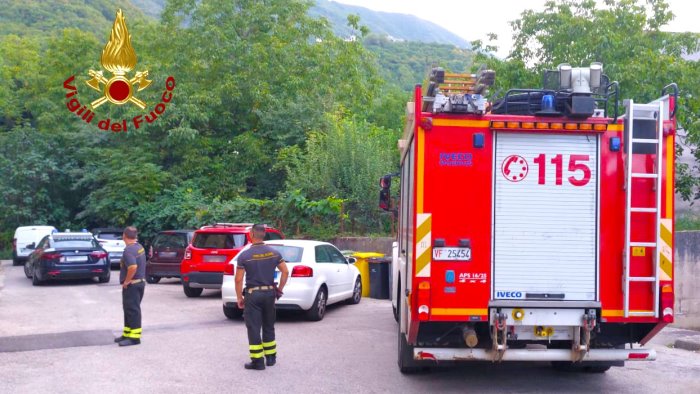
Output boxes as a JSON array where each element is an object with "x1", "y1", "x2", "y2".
[{"x1": 280, "y1": 114, "x2": 400, "y2": 233}]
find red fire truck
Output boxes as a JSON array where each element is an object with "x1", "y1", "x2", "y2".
[{"x1": 380, "y1": 64, "x2": 678, "y2": 373}]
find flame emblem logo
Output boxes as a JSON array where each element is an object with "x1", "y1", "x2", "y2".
[{"x1": 85, "y1": 9, "x2": 151, "y2": 109}]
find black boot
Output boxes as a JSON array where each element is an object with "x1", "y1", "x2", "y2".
[
  {"x1": 244, "y1": 358, "x2": 265, "y2": 370},
  {"x1": 266, "y1": 355, "x2": 276, "y2": 366},
  {"x1": 114, "y1": 336, "x2": 126, "y2": 343},
  {"x1": 118, "y1": 338, "x2": 141, "y2": 347}
]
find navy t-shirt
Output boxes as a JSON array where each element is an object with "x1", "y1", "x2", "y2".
[
  {"x1": 236, "y1": 243, "x2": 283, "y2": 287},
  {"x1": 120, "y1": 243, "x2": 147, "y2": 283}
]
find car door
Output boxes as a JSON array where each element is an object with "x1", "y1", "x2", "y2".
[
  {"x1": 325, "y1": 245, "x2": 355, "y2": 300},
  {"x1": 314, "y1": 245, "x2": 342, "y2": 302}
]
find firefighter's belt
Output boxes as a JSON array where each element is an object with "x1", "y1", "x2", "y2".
[{"x1": 247, "y1": 285, "x2": 274, "y2": 294}]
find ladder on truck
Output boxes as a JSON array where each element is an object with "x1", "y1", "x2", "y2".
[{"x1": 623, "y1": 99, "x2": 665, "y2": 318}]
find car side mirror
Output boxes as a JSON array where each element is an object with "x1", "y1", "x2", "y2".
[
  {"x1": 26, "y1": 243, "x2": 36, "y2": 250},
  {"x1": 347, "y1": 257, "x2": 357, "y2": 264}
]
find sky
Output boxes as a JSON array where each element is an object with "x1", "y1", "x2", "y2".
[{"x1": 332, "y1": 0, "x2": 700, "y2": 57}]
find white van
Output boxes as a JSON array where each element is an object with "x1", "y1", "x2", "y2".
[{"x1": 13, "y1": 225, "x2": 58, "y2": 265}]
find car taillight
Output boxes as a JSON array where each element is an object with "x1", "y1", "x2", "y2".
[
  {"x1": 91, "y1": 251, "x2": 108, "y2": 259},
  {"x1": 12, "y1": 238, "x2": 17, "y2": 251},
  {"x1": 42, "y1": 252, "x2": 63, "y2": 260},
  {"x1": 291, "y1": 265, "x2": 313, "y2": 277},
  {"x1": 184, "y1": 248, "x2": 192, "y2": 260},
  {"x1": 224, "y1": 263, "x2": 235, "y2": 275}
]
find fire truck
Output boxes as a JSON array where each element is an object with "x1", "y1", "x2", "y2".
[{"x1": 380, "y1": 63, "x2": 678, "y2": 373}]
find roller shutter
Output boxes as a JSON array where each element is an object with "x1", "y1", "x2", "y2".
[{"x1": 493, "y1": 132, "x2": 598, "y2": 301}]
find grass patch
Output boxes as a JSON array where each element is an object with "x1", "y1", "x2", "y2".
[{"x1": 677, "y1": 214, "x2": 700, "y2": 231}]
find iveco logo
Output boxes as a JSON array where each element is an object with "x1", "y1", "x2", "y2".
[{"x1": 497, "y1": 291, "x2": 523, "y2": 298}]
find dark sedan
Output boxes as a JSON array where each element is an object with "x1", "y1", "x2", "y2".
[
  {"x1": 146, "y1": 230, "x2": 194, "y2": 283},
  {"x1": 24, "y1": 232, "x2": 110, "y2": 285}
]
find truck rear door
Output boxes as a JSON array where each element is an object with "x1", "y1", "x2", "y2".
[{"x1": 493, "y1": 132, "x2": 598, "y2": 301}]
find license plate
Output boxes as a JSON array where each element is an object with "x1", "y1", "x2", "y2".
[
  {"x1": 203, "y1": 255, "x2": 227, "y2": 263},
  {"x1": 64, "y1": 256, "x2": 88, "y2": 263},
  {"x1": 159, "y1": 252, "x2": 177, "y2": 258},
  {"x1": 432, "y1": 247, "x2": 471, "y2": 261}
]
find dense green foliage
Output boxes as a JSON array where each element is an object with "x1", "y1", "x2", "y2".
[{"x1": 364, "y1": 35, "x2": 474, "y2": 91}]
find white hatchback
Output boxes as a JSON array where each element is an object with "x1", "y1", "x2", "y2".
[{"x1": 222, "y1": 240, "x2": 362, "y2": 321}]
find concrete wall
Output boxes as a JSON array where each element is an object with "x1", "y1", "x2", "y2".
[
  {"x1": 332, "y1": 232, "x2": 700, "y2": 329},
  {"x1": 675, "y1": 231, "x2": 700, "y2": 329},
  {"x1": 331, "y1": 237, "x2": 394, "y2": 256}
]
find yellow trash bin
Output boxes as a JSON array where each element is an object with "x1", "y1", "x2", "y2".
[{"x1": 352, "y1": 252, "x2": 384, "y2": 297}]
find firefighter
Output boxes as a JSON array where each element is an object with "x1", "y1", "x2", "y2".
[
  {"x1": 235, "y1": 224, "x2": 289, "y2": 370},
  {"x1": 115, "y1": 226, "x2": 147, "y2": 347}
]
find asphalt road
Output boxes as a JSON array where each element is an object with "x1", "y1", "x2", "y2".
[{"x1": 1, "y1": 260, "x2": 700, "y2": 393}]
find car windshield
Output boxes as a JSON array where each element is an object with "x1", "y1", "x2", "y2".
[
  {"x1": 97, "y1": 232, "x2": 122, "y2": 240},
  {"x1": 154, "y1": 234, "x2": 188, "y2": 249},
  {"x1": 53, "y1": 238, "x2": 97, "y2": 248},
  {"x1": 193, "y1": 233, "x2": 247, "y2": 249},
  {"x1": 268, "y1": 245, "x2": 303, "y2": 263}
]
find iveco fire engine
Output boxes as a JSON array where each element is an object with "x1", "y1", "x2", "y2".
[{"x1": 380, "y1": 63, "x2": 678, "y2": 373}]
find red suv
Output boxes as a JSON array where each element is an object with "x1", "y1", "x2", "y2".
[{"x1": 180, "y1": 223, "x2": 283, "y2": 297}]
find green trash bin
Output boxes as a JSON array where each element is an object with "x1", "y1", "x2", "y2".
[{"x1": 352, "y1": 252, "x2": 384, "y2": 298}]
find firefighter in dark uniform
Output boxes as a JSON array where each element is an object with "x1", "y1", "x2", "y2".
[
  {"x1": 235, "y1": 224, "x2": 289, "y2": 370},
  {"x1": 114, "y1": 226, "x2": 147, "y2": 347}
]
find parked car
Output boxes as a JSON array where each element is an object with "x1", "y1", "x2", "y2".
[
  {"x1": 24, "y1": 232, "x2": 110, "y2": 285},
  {"x1": 180, "y1": 223, "x2": 283, "y2": 298},
  {"x1": 146, "y1": 230, "x2": 194, "y2": 283},
  {"x1": 92, "y1": 228, "x2": 125, "y2": 269},
  {"x1": 221, "y1": 240, "x2": 361, "y2": 321},
  {"x1": 12, "y1": 225, "x2": 58, "y2": 266}
]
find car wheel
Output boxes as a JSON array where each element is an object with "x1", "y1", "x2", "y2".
[
  {"x1": 223, "y1": 304, "x2": 243, "y2": 320},
  {"x1": 306, "y1": 287, "x2": 327, "y2": 321},
  {"x1": 183, "y1": 283, "x2": 203, "y2": 298},
  {"x1": 98, "y1": 270, "x2": 111, "y2": 283},
  {"x1": 12, "y1": 253, "x2": 21, "y2": 266},
  {"x1": 346, "y1": 277, "x2": 362, "y2": 305},
  {"x1": 32, "y1": 270, "x2": 43, "y2": 286},
  {"x1": 146, "y1": 275, "x2": 161, "y2": 284},
  {"x1": 24, "y1": 262, "x2": 33, "y2": 279}
]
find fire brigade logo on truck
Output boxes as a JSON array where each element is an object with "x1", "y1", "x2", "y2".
[
  {"x1": 62, "y1": 9, "x2": 176, "y2": 132},
  {"x1": 501, "y1": 155, "x2": 528, "y2": 182}
]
